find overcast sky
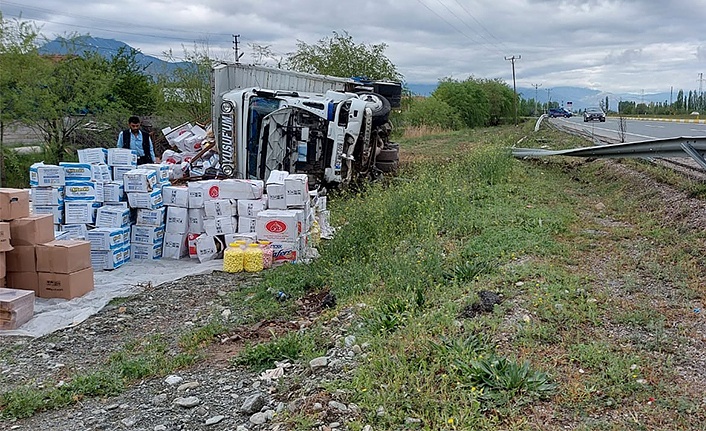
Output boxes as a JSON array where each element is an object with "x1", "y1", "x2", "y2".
[{"x1": 4, "y1": 0, "x2": 706, "y2": 96}]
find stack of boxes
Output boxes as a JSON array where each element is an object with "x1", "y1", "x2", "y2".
[
  {"x1": 1, "y1": 188, "x2": 93, "y2": 308},
  {"x1": 124, "y1": 167, "x2": 163, "y2": 261},
  {"x1": 258, "y1": 171, "x2": 312, "y2": 265},
  {"x1": 162, "y1": 185, "x2": 189, "y2": 259}
]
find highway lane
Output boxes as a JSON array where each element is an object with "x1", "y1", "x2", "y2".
[{"x1": 547, "y1": 116, "x2": 706, "y2": 143}]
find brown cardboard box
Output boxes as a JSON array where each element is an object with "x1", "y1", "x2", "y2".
[
  {"x1": 38, "y1": 267, "x2": 94, "y2": 300},
  {"x1": 6, "y1": 246, "x2": 36, "y2": 272},
  {"x1": 0, "y1": 252, "x2": 5, "y2": 278},
  {"x1": 0, "y1": 222, "x2": 12, "y2": 252},
  {"x1": 10, "y1": 214, "x2": 54, "y2": 246},
  {"x1": 0, "y1": 277, "x2": 4, "y2": 288},
  {"x1": 6, "y1": 272, "x2": 39, "y2": 294},
  {"x1": 0, "y1": 287, "x2": 34, "y2": 330},
  {"x1": 36, "y1": 240, "x2": 91, "y2": 274},
  {"x1": 0, "y1": 189, "x2": 30, "y2": 221}
]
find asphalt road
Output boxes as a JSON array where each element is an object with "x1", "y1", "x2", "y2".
[{"x1": 549, "y1": 116, "x2": 706, "y2": 143}]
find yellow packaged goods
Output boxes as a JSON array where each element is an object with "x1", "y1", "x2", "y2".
[
  {"x1": 223, "y1": 242, "x2": 244, "y2": 273},
  {"x1": 244, "y1": 243, "x2": 264, "y2": 273}
]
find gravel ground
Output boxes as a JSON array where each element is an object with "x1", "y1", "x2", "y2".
[
  {"x1": 0, "y1": 271, "x2": 368, "y2": 431},
  {"x1": 2, "y1": 159, "x2": 706, "y2": 430}
]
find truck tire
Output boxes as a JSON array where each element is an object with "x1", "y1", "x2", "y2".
[
  {"x1": 358, "y1": 93, "x2": 391, "y2": 127},
  {"x1": 376, "y1": 147, "x2": 399, "y2": 162},
  {"x1": 375, "y1": 160, "x2": 398, "y2": 173}
]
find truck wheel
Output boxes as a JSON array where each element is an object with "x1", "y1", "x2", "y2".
[
  {"x1": 359, "y1": 93, "x2": 391, "y2": 127},
  {"x1": 375, "y1": 160, "x2": 398, "y2": 173},
  {"x1": 376, "y1": 147, "x2": 399, "y2": 162}
]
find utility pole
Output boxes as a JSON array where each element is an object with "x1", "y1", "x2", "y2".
[
  {"x1": 546, "y1": 88, "x2": 552, "y2": 112},
  {"x1": 233, "y1": 34, "x2": 243, "y2": 63},
  {"x1": 505, "y1": 55, "x2": 521, "y2": 125},
  {"x1": 532, "y1": 83, "x2": 542, "y2": 116}
]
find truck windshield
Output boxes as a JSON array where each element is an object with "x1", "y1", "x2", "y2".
[{"x1": 247, "y1": 97, "x2": 282, "y2": 179}]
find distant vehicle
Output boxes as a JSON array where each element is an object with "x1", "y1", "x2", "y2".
[
  {"x1": 548, "y1": 108, "x2": 572, "y2": 118},
  {"x1": 583, "y1": 107, "x2": 606, "y2": 122}
]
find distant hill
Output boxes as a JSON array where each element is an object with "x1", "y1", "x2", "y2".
[{"x1": 39, "y1": 36, "x2": 190, "y2": 77}]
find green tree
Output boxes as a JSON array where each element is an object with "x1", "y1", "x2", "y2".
[
  {"x1": 110, "y1": 46, "x2": 158, "y2": 116},
  {"x1": 433, "y1": 78, "x2": 489, "y2": 128},
  {"x1": 479, "y1": 79, "x2": 514, "y2": 126},
  {"x1": 285, "y1": 30, "x2": 402, "y2": 82},
  {"x1": 402, "y1": 96, "x2": 462, "y2": 130},
  {"x1": 16, "y1": 51, "x2": 118, "y2": 162},
  {"x1": 156, "y1": 43, "x2": 213, "y2": 125}
]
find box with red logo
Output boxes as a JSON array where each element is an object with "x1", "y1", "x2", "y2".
[{"x1": 256, "y1": 210, "x2": 299, "y2": 242}]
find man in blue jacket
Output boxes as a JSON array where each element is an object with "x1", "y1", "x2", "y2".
[{"x1": 117, "y1": 116, "x2": 160, "y2": 164}]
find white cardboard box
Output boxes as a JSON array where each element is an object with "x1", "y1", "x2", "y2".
[
  {"x1": 162, "y1": 232, "x2": 188, "y2": 259},
  {"x1": 136, "y1": 207, "x2": 166, "y2": 227},
  {"x1": 237, "y1": 216, "x2": 257, "y2": 233},
  {"x1": 86, "y1": 227, "x2": 124, "y2": 250},
  {"x1": 256, "y1": 209, "x2": 299, "y2": 241},
  {"x1": 77, "y1": 148, "x2": 107, "y2": 164},
  {"x1": 123, "y1": 169, "x2": 158, "y2": 193},
  {"x1": 188, "y1": 208, "x2": 205, "y2": 233},
  {"x1": 166, "y1": 206, "x2": 189, "y2": 234},
  {"x1": 285, "y1": 173, "x2": 309, "y2": 207},
  {"x1": 95, "y1": 206, "x2": 130, "y2": 228},
  {"x1": 108, "y1": 148, "x2": 138, "y2": 167},
  {"x1": 127, "y1": 189, "x2": 163, "y2": 210},
  {"x1": 237, "y1": 198, "x2": 267, "y2": 217},
  {"x1": 162, "y1": 185, "x2": 189, "y2": 207},
  {"x1": 131, "y1": 225, "x2": 165, "y2": 246},
  {"x1": 31, "y1": 186, "x2": 64, "y2": 206},
  {"x1": 203, "y1": 199, "x2": 236, "y2": 218},
  {"x1": 64, "y1": 201, "x2": 100, "y2": 224},
  {"x1": 203, "y1": 216, "x2": 236, "y2": 236},
  {"x1": 60, "y1": 162, "x2": 95, "y2": 182},
  {"x1": 102, "y1": 182, "x2": 125, "y2": 203},
  {"x1": 29, "y1": 163, "x2": 65, "y2": 187},
  {"x1": 131, "y1": 243, "x2": 162, "y2": 260}
]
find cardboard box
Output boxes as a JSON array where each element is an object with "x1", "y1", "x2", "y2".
[
  {"x1": 60, "y1": 162, "x2": 95, "y2": 182},
  {"x1": 256, "y1": 210, "x2": 299, "y2": 242},
  {"x1": 162, "y1": 186, "x2": 189, "y2": 207},
  {"x1": 36, "y1": 240, "x2": 91, "y2": 274},
  {"x1": 165, "y1": 206, "x2": 189, "y2": 234},
  {"x1": 219, "y1": 179, "x2": 265, "y2": 200},
  {"x1": 107, "y1": 148, "x2": 138, "y2": 167},
  {"x1": 31, "y1": 186, "x2": 64, "y2": 206},
  {"x1": 0, "y1": 288, "x2": 35, "y2": 330},
  {"x1": 77, "y1": 148, "x2": 107, "y2": 164},
  {"x1": 112, "y1": 166, "x2": 133, "y2": 182},
  {"x1": 123, "y1": 168, "x2": 158, "y2": 193},
  {"x1": 265, "y1": 184, "x2": 286, "y2": 209},
  {"x1": 95, "y1": 206, "x2": 130, "y2": 228},
  {"x1": 203, "y1": 216, "x2": 236, "y2": 236},
  {"x1": 90, "y1": 249, "x2": 122, "y2": 271},
  {"x1": 0, "y1": 252, "x2": 4, "y2": 278},
  {"x1": 38, "y1": 267, "x2": 94, "y2": 300},
  {"x1": 188, "y1": 208, "x2": 204, "y2": 233},
  {"x1": 237, "y1": 198, "x2": 267, "y2": 217},
  {"x1": 64, "y1": 181, "x2": 101, "y2": 202},
  {"x1": 162, "y1": 232, "x2": 188, "y2": 259},
  {"x1": 195, "y1": 233, "x2": 221, "y2": 263},
  {"x1": 271, "y1": 240, "x2": 301, "y2": 266},
  {"x1": 64, "y1": 201, "x2": 100, "y2": 225},
  {"x1": 87, "y1": 227, "x2": 124, "y2": 250},
  {"x1": 29, "y1": 163, "x2": 65, "y2": 187},
  {"x1": 127, "y1": 189, "x2": 163, "y2": 210},
  {"x1": 140, "y1": 163, "x2": 170, "y2": 184},
  {"x1": 6, "y1": 271, "x2": 39, "y2": 294},
  {"x1": 0, "y1": 222, "x2": 12, "y2": 252},
  {"x1": 285, "y1": 173, "x2": 309, "y2": 207},
  {"x1": 131, "y1": 225, "x2": 164, "y2": 246},
  {"x1": 0, "y1": 188, "x2": 30, "y2": 221},
  {"x1": 237, "y1": 216, "x2": 257, "y2": 233},
  {"x1": 102, "y1": 182, "x2": 125, "y2": 203},
  {"x1": 136, "y1": 208, "x2": 166, "y2": 227},
  {"x1": 204, "y1": 199, "x2": 236, "y2": 218},
  {"x1": 31, "y1": 204, "x2": 64, "y2": 225},
  {"x1": 131, "y1": 243, "x2": 162, "y2": 260},
  {"x1": 6, "y1": 245, "x2": 35, "y2": 272},
  {"x1": 10, "y1": 214, "x2": 54, "y2": 246},
  {"x1": 60, "y1": 224, "x2": 88, "y2": 240}
]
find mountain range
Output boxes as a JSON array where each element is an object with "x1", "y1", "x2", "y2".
[{"x1": 39, "y1": 36, "x2": 673, "y2": 111}]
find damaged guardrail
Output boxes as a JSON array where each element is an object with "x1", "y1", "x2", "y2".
[{"x1": 512, "y1": 136, "x2": 706, "y2": 170}]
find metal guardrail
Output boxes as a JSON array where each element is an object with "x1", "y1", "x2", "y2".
[{"x1": 512, "y1": 136, "x2": 706, "y2": 170}]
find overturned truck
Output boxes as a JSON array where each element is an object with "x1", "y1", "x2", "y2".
[{"x1": 211, "y1": 62, "x2": 402, "y2": 188}]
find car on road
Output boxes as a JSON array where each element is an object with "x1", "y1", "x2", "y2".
[
  {"x1": 548, "y1": 108, "x2": 572, "y2": 118},
  {"x1": 584, "y1": 107, "x2": 606, "y2": 122}
]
